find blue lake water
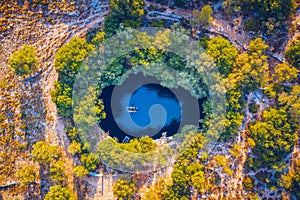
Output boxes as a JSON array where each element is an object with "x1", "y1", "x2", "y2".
[
  {"x1": 128, "y1": 84, "x2": 181, "y2": 128},
  {"x1": 99, "y1": 74, "x2": 203, "y2": 142}
]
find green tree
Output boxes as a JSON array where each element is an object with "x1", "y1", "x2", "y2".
[
  {"x1": 45, "y1": 185, "x2": 77, "y2": 200},
  {"x1": 54, "y1": 38, "x2": 94, "y2": 86},
  {"x1": 104, "y1": 0, "x2": 144, "y2": 36},
  {"x1": 73, "y1": 86, "x2": 106, "y2": 129},
  {"x1": 206, "y1": 36, "x2": 238, "y2": 77},
  {"x1": 229, "y1": 38, "x2": 269, "y2": 91},
  {"x1": 151, "y1": 20, "x2": 165, "y2": 28},
  {"x1": 74, "y1": 166, "x2": 89, "y2": 177},
  {"x1": 192, "y1": 5, "x2": 213, "y2": 27},
  {"x1": 67, "y1": 141, "x2": 82, "y2": 155},
  {"x1": 52, "y1": 38, "x2": 94, "y2": 117},
  {"x1": 110, "y1": 0, "x2": 144, "y2": 18},
  {"x1": 241, "y1": 0, "x2": 295, "y2": 22},
  {"x1": 32, "y1": 141, "x2": 60, "y2": 165},
  {"x1": 8, "y1": 45, "x2": 38, "y2": 76},
  {"x1": 119, "y1": 136, "x2": 156, "y2": 153},
  {"x1": 17, "y1": 166, "x2": 36, "y2": 186},
  {"x1": 286, "y1": 39, "x2": 300, "y2": 69},
  {"x1": 200, "y1": 5, "x2": 213, "y2": 27},
  {"x1": 249, "y1": 108, "x2": 297, "y2": 166},
  {"x1": 80, "y1": 153, "x2": 99, "y2": 171},
  {"x1": 273, "y1": 63, "x2": 298, "y2": 83},
  {"x1": 165, "y1": 132, "x2": 205, "y2": 198},
  {"x1": 103, "y1": 13, "x2": 121, "y2": 37},
  {"x1": 222, "y1": 0, "x2": 241, "y2": 14},
  {"x1": 278, "y1": 85, "x2": 300, "y2": 122},
  {"x1": 113, "y1": 177, "x2": 136, "y2": 200},
  {"x1": 50, "y1": 160, "x2": 65, "y2": 182},
  {"x1": 91, "y1": 31, "x2": 105, "y2": 45},
  {"x1": 51, "y1": 82, "x2": 73, "y2": 117}
]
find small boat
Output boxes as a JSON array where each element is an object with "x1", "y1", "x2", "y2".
[{"x1": 127, "y1": 106, "x2": 138, "y2": 112}]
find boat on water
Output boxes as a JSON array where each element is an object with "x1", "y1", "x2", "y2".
[{"x1": 127, "y1": 106, "x2": 138, "y2": 112}]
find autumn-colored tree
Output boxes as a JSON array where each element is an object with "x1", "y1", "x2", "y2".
[
  {"x1": 279, "y1": 174, "x2": 293, "y2": 189},
  {"x1": 142, "y1": 177, "x2": 172, "y2": 200},
  {"x1": 91, "y1": 31, "x2": 105, "y2": 45},
  {"x1": 243, "y1": 176, "x2": 254, "y2": 190},
  {"x1": 51, "y1": 82, "x2": 73, "y2": 117}
]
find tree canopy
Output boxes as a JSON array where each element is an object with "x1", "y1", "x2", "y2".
[
  {"x1": 191, "y1": 5, "x2": 213, "y2": 27},
  {"x1": 50, "y1": 160, "x2": 65, "y2": 182},
  {"x1": 17, "y1": 166, "x2": 36, "y2": 186},
  {"x1": 32, "y1": 141, "x2": 60, "y2": 165},
  {"x1": 74, "y1": 166, "x2": 89, "y2": 177},
  {"x1": 241, "y1": 0, "x2": 295, "y2": 21},
  {"x1": 119, "y1": 136, "x2": 156, "y2": 153},
  {"x1": 8, "y1": 45, "x2": 38, "y2": 76},
  {"x1": 67, "y1": 141, "x2": 82, "y2": 155},
  {"x1": 80, "y1": 153, "x2": 99, "y2": 171},
  {"x1": 113, "y1": 177, "x2": 136, "y2": 200},
  {"x1": 104, "y1": 0, "x2": 144, "y2": 36},
  {"x1": 52, "y1": 38, "x2": 94, "y2": 117},
  {"x1": 206, "y1": 36, "x2": 238, "y2": 77},
  {"x1": 54, "y1": 38, "x2": 94, "y2": 86},
  {"x1": 228, "y1": 38, "x2": 269, "y2": 91},
  {"x1": 45, "y1": 185, "x2": 77, "y2": 200},
  {"x1": 249, "y1": 108, "x2": 297, "y2": 165},
  {"x1": 273, "y1": 63, "x2": 298, "y2": 83},
  {"x1": 286, "y1": 39, "x2": 300, "y2": 69}
]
